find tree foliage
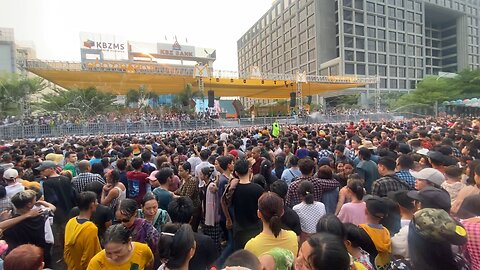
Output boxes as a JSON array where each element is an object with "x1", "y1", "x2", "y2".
[
  {"x1": 0, "y1": 73, "x2": 47, "y2": 116},
  {"x1": 326, "y1": 93, "x2": 360, "y2": 108},
  {"x1": 39, "y1": 87, "x2": 117, "y2": 118},
  {"x1": 394, "y1": 69, "x2": 480, "y2": 109},
  {"x1": 125, "y1": 86, "x2": 159, "y2": 108},
  {"x1": 173, "y1": 84, "x2": 203, "y2": 113}
]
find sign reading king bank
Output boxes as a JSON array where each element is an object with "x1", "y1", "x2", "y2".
[{"x1": 80, "y1": 32, "x2": 129, "y2": 60}]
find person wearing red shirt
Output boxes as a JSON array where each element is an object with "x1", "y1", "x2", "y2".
[{"x1": 127, "y1": 157, "x2": 149, "y2": 205}]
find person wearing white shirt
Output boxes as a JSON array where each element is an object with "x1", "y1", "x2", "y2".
[
  {"x1": 388, "y1": 190, "x2": 415, "y2": 259},
  {"x1": 3, "y1": 169, "x2": 25, "y2": 199}
]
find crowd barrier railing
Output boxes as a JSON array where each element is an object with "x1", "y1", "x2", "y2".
[{"x1": 0, "y1": 113, "x2": 409, "y2": 140}]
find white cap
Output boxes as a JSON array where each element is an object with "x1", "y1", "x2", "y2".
[
  {"x1": 410, "y1": 168, "x2": 445, "y2": 186},
  {"x1": 3, "y1": 169, "x2": 18, "y2": 180}
]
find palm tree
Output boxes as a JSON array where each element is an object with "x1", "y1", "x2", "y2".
[
  {"x1": 39, "y1": 87, "x2": 117, "y2": 118},
  {"x1": 0, "y1": 73, "x2": 47, "y2": 117},
  {"x1": 125, "y1": 89, "x2": 140, "y2": 108},
  {"x1": 173, "y1": 84, "x2": 204, "y2": 113}
]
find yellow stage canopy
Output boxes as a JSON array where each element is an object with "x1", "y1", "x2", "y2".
[{"x1": 25, "y1": 60, "x2": 377, "y2": 99}]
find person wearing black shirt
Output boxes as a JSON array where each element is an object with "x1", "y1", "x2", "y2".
[
  {"x1": 36, "y1": 161, "x2": 78, "y2": 268},
  {"x1": 230, "y1": 158, "x2": 264, "y2": 250},
  {"x1": 4, "y1": 190, "x2": 55, "y2": 268}
]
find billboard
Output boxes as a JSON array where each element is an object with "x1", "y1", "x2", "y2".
[
  {"x1": 129, "y1": 40, "x2": 216, "y2": 61},
  {"x1": 80, "y1": 32, "x2": 129, "y2": 60}
]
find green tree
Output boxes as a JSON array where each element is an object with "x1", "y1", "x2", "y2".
[
  {"x1": 326, "y1": 93, "x2": 360, "y2": 108},
  {"x1": 125, "y1": 86, "x2": 158, "y2": 109},
  {"x1": 451, "y1": 69, "x2": 480, "y2": 98},
  {"x1": 0, "y1": 73, "x2": 47, "y2": 117},
  {"x1": 173, "y1": 84, "x2": 203, "y2": 113},
  {"x1": 39, "y1": 87, "x2": 117, "y2": 118},
  {"x1": 125, "y1": 89, "x2": 140, "y2": 107},
  {"x1": 394, "y1": 69, "x2": 480, "y2": 110}
]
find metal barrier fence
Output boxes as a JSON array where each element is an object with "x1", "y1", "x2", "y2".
[{"x1": 0, "y1": 113, "x2": 408, "y2": 140}]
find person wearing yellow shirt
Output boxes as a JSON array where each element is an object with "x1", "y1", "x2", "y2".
[
  {"x1": 87, "y1": 224, "x2": 154, "y2": 270},
  {"x1": 64, "y1": 191, "x2": 102, "y2": 270},
  {"x1": 244, "y1": 192, "x2": 298, "y2": 257}
]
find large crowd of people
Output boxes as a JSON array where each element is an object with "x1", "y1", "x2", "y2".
[
  {"x1": 0, "y1": 116, "x2": 479, "y2": 270},
  {"x1": 0, "y1": 111, "x2": 210, "y2": 127}
]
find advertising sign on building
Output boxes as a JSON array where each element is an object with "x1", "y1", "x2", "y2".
[
  {"x1": 156, "y1": 41, "x2": 196, "y2": 58},
  {"x1": 80, "y1": 32, "x2": 129, "y2": 60}
]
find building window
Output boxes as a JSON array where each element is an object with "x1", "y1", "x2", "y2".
[
  {"x1": 378, "y1": 41, "x2": 386, "y2": 52},
  {"x1": 355, "y1": 0, "x2": 363, "y2": 9},
  {"x1": 356, "y1": 37, "x2": 365, "y2": 49},
  {"x1": 377, "y1": 4, "x2": 385, "y2": 14},
  {"x1": 368, "y1": 65, "x2": 377, "y2": 75},
  {"x1": 389, "y1": 31, "x2": 397, "y2": 41},
  {"x1": 367, "y1": 14, "x2": 376, "y2": 25},
  {"x1": 357, "y1": 64, "x2": 366, "y2": 74},
  {"x1": 390, "y1": 55, "x2": 397, "y2": 65},
  {"x1": 390, "y1": 79, "x2": 398, "y2": 88},
  {"x1": 366, "y1": 1, "x2": 375, "y2": 12},
  {"x1": 345, "y1": 36, "x2": 354, "y2": 47},
  {"x1": 344, "y1": 23, "x2": 353, "y2": 34},
  {"x1": 355, "y1": 12, "x2": 364, "y2": 23},
  {"x1": 368, "y1": 40, "x2": 376, "y2": 50},
  {"x1": 378, "y1": 29, "x2": 386, "y2": 39},
  {"x1": 357, "y1": 51, "x2": 365, "y2": 61},
  {"x1": 344, "y1": 9, "x2": 353, "y2": 21},
  {"x1": 388, "y1": 7, "x2": 396, "y2": 17},
  {"x1": 389, "y1": 19, "x2": 396, "y2": 29},
  {"x1": 367, "y1": 27, "x2": 376, "y2": 37},
  {"x1": 379, "y1": 54, "x2": 387, "y2": 64},
  {"x1": 345, "y1": 50, "x2": 355, "y2": 61},
  {"x1": 355, "y1": 25, "x2": 364, "y2": 35},
  {"x1": 368, "y1": 52, "x2": 377, "y2": 63},
  {"x1": 377, "y1": 17, "x2": 386, "y2": 27},
  {"x1": 379, "y1": 65, "x2": 387, "y2": 76},
  {"x1": 345, "y1": 63, "x2": 355, "y2": 74}
]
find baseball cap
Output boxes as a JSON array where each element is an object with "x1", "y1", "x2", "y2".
[
  {"x1": 413, "y1": 208, "x2": 467, "y2": 245},
  {"x1": 407, "y1": 186, "x2": 451, "y2": 212},
  {"x1": 366, "y1": 196, "x2": 389, "y2": 219},
  {"x1": 147, "y1": 170, "x2": 159, "y2": 181},
  {"x1": 35, "y1": 160, "x2": 57, "y2": 171},
  {"x1": 410, "y1": 168, "x2": 445, "y2": 186},
  {"x1": 3, "y1": 169, "x2": 18, "y2": 180},
  {"x1": 387, "y1": 190, "x2": 415, "y2": 211}
]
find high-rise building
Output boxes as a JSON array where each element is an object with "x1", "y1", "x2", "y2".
[
  {"x1": 238, "y1": 0, "x2": 480, "y2": 106},
  {"x1": 0, "y1": 28, "x2": 16, "y2": 73},
  {"x1": 0, "y1": 27, "x2": 37, "y2": 73}
]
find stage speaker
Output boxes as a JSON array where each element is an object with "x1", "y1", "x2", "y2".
[
  {"x1": 290, "y1": 92, "x2": 296, "y2": 107},
  {"x1": 307, "y1": 96, "x2": 312, "y2": 105},
  {"x1": 208, "y1": 90, "x2": 214, "y2": 107}
]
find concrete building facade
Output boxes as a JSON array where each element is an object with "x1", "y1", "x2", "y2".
[{"x1": 237, "y1": 0, "x2": 480, "y2": 107}]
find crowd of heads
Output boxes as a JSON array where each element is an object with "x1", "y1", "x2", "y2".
[{"x1": 0, "y1": 116, "x2": 479, "y2": 269}]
